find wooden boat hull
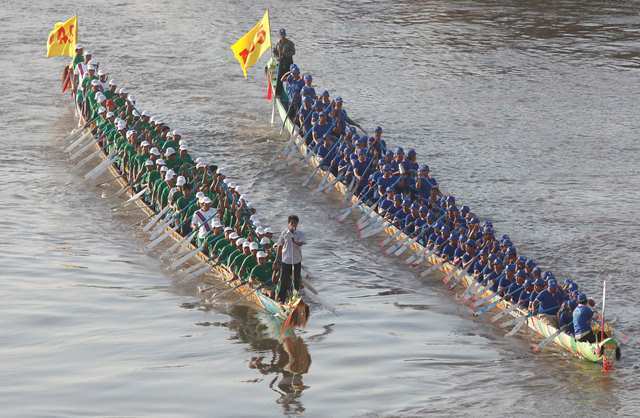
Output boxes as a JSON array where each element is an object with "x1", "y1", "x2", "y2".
[{"x1": 265, "y1": 59, "x2": 619, "y2": 366}]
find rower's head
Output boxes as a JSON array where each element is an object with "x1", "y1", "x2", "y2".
[
  {"x1": 144, "y1": 160, "x2": 154, "y2": 171},
  {"x1": 321, "y1": 90, "x2": 330, "y2": 101},
  {"x1": 249, "y1": 241, "x2": 259, "y2": 256},
  {"x1": 440, "y1": 225, "x2": 450, "y2": 238},
  {"x1": 493, "y1": 258, "x2": 504, "y2": 273},
  {"x1": 287, "y1": 215, "x2": 299, "y2": 232},
  {"x1": 98, "y1": 69, "x2": 107, "y2": 81},
  {"x1": 374, "y1": 126, "x2": 383, "y2": 140},
  {"x1": 448, "y1": 233, "x2": 459, "y2": 246},
  {"x1": 506, "y1": 263, "x2": 516, "y2": 278},
  {"x1": 75, "y1": 44, "x2": 83, "y2": 55},
  {"x1": 212, "y1": 220, "x2": 222, "y2": 236},
  {"x1": 303, "y1": 95, "x2": 313, "y2": 109},
  {"x1": 140, "y1": 140, "x2": 150, "y2": 154},
  {"x1": 357, "y1": 149, "x2": 366, "y2": 162},
  {"x1": 335, "y1": 96, "x2": 343, "y2": 109},
  {"x1": 165, "y1": 170, "x2": 176, "y2": 186},
  {"x1": 279, "y1": 28, "x2": 287, "y2": 39},
  {"x1": 83, "y1": 51, "x2": 92, "y2": 62},
  {"x1": 165, "y1": 147, "x2": 176, "y2": 161},
  {"x1": 410, "y1": 202, "x2": 420, "y2": 216},
  {"x1": 516, "y1": 256, "x2": 526, "y2": 270},
  {"x1": 577, "y1": 292, "x2": 588, "y2": 305},
  {"x1": 395, "y1": 147, "x2": 405, "y2": 161},
  {"x1": 225, "y1": 228, "x2": 235, "y2": 239},
  {"x1": 291, "y1": 66, "x2": 300, "y2": 77},
  {"x1": 515, "y1": 270, "x2": 526, "y2": 284},
  {"x1": 257, "y1": 251, "x2": 268, "y2": 265},
  {"x1": 200, "y1": 196, "x2": 212, "y2": 210},
  {"x1": 531, "y1": 266, "x2": 541, "y2": 279},
  {"x1": 171, "y1": 129, "x2": 182, "y2": 141},
  {"x1": 176, "y1": 175, "x2": 186, "y2": 189},
  {"x1": 235, "y1": 237, "x2": 245, "y2": 250},
  {"x1": 126, "y1": 129, "x2": 137, "y2": 144},
  {"x1": 303, "y1": 73, "x2": 312, "y2": 86},
  {"x1": 318, "y1": 111, "x2": 327, "y2": 123},
  {"x1": 407, "y1": 148, "x2": 417, "y2": 162},
  {"x1": 419, "y1": 164, "x2": 430, "y2": 177},
  {"x1": 87, "y1": 65, "x2": 96, "y2": 78},
  {"x1": 466, "y1": 239, "x2": 477, "y2": 254},
  {"x1": 524, "y1": 279, "x2": 534, "y2": 291},
  {"x1": 533, "y1": 279, "x2": 545, "y2": 292},
  {"x1": 263, "y1": 227, "x2": 273, "y2": 238},
  {"x1": 525, "y1": 259, "x2": 536, "y2": 273},
  {"x1": 260, "y1": 237, "x2": 271, "y2": 250},
  {"x1": 547, "y1": 279, "x2": 559, "y2": 294},
  {"x1": 242, "y1": 241, "x2": 252, "y2": 255}
]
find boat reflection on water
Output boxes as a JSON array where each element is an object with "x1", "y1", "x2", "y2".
[{"x1": 223, "y1": 304, "x2": 313, "y2": 415}]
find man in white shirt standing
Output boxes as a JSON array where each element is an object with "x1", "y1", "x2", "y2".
[
  {"x1": 276, "y1": 215, "x2": 306, "y2": 303},
  {"x1": 191, "y1": 197, "x2": 218, "y2": 248}
]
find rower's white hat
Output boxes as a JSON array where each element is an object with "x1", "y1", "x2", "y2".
[
  {"x1": 256, "y1": 251, "x2": 267, "y2": 259},
  {"x1": 179, "y1": 144, "x2": 188, "y2": 151},
  {"x1": 249, "y1": 242, "x2": 259, "y2": 251},
  {"x1": 142, "y1": 110, "x2": 150, "y2": 117},
  {"x1": 165, "y1": 169, "x2": 176, "y2": 177},
  {"x1": 165, "y1": 147, "x2": 176, "y2": 156},
  {"x1": 83, "y1": 50, "x2": 91, "y2": 56},
  {"x1": 160, "y1": 166, "x2": 168, "y2": 173},
  {"x1": 127, "y1": 95, "x2": 136, "y2": 103},
  {"x1": 236, "y1": 238, "x2": 245, "y2": 246},
  {"x1": 228, "y1": 183, "x2": 236, "y2": 189},
  {"x1": 195, "y1": 191, "x2": 205, "y2": 200},
  {"x1": 196, "y1": 162, "x2": 207, "y2": 169},
  {"x1": 212, "y1": 219, "x2": 222, "y2": 228},
  {"x1": 150, "y1": 148, "x2": 161, "y2": 156},
  {"x1": 229, "y1": 232, "x2": 239, "y2": 240},
  {"x1": 144, "y1": 160, "x2": 154, "y2": 166},
  {"x1": 256, "y1": 227, "x2": 265, "y2": 235},
  {"x1": 156, "y1": 158, "x2": 166, "y2": 166},
  {"x1": 149, "y1": 116, "x2": 156, "y2": 123},
  {"x1": 250, "y1": 214, "x2": 258, "y2": 222},
  {"x1": 264, "y1": 227, "x2": 273, "y2": 234},
  {"x1": 126, "y1": 130, "x2": 136, "y2": 138},
  {"x1": 87, "y1": 64, "x2": 96, "y2": 71},
  {"x1": 178, "y1": 139, "x2": 187, "y2": 146},
  {"x1": 195, "y1": 157, "x2": 204, "y2": 163},
  {"x1": 216, "y1": 166, "x2": 224, "y2": 174},
  {"x1": 97, "y1": 69, "x2": 106, "y2": 76},
  {"x1": 117, "y1": 87, "x2": 126, "y2": 94},
  {"x1": 260, "y1": 237, "x2": 271, "y2": 245},
  {"x1": 116, "y1": 121, "x2": 127, "y2": 130},
  {"x1": 106, "y1": 111, "x2": 114, "y2": 118},
  {"x1": 75, "y1": 44, "x2": 83, "y2": 50},
  {"x1": 224, "y1": 227, "x2": 234, "y2": 232},
  {"x1": 90, "y1": 79, "x2": 99, "y2": 86},
  {"x1": 176, "y1": 176, "x2": 186, "y2": 186},
  {"x1": 108, "y1": 79, "x2": 117, "y2": 86},
  {"x1": 202, "y1": 197, "x2": 212, "y2": 204},
  {"x1": 172, "y1": 129, "x2": 182, "y2": 136},
  {"x1": 92, "y1": 61, "x2": 100, "y2": 68},
  {"x1": 98, "y1": 106, "x2": 106, "y2": 114},
  {"x1": 243, "y1": 241, "x2": 251, "y2": 249},
  {"x1": 132, "y1": 110, "x2": 140, "y2": 117},
  {"x1": 140, "y1": 140, "x2": 150, "y2": 147}
]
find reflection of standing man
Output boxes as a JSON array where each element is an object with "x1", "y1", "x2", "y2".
[
  {"x1": 273, "y1": 28, "x2": 295, "y2": 97},
  {"x1": 276, "y1": 215, "x2": 305, "y2": 303}
]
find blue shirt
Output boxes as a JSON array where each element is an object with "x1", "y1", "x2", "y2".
[
  {"x1": 535, "y1": 289, "x2": 564, "y2": 315},
  {"x1": 518, "y1": 289, "x2": 532, "y2": 307},
  {"x1": 573, "y1": 305, "x2": 594, "y2": 336},
  {"x1": 506, "y1": 282, "x2": 523, "y2": 302}
]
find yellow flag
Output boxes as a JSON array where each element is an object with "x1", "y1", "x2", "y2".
[
  {"x1": 46, "y1": 16, "x2": 78, "y2": 58},
  {"x1": 230, "y1": 10, "x2": 271, "y2": 78}
]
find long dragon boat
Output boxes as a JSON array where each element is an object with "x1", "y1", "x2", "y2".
[
  {"x1": 60, "y1": 68, "x2": 309, "y2": 333},
  {"x1": 264, "y1": 59, "x2": 621, "y2": 368}
]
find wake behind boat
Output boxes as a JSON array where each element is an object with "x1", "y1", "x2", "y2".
[
  {"x1": 264, "y1": 43, "x2": 622, "y2": 369},
  {"x1": 58, "y1": 44, "x2": 310, "y2": 333}
]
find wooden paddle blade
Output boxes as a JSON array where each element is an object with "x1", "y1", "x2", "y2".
[{"x1": 506, "y1": 318, "x2": 527, "y2": 337}]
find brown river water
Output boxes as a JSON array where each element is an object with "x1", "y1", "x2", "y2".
[{"x1": 1, "y1": 1, "x2": 639, "y2": 417}]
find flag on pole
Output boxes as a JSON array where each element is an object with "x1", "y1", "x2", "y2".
[
  {"x1": 46, "y1": 16, "x2": 78, "y2": 58},
  {"x1": 230, "y1": 10, "x2": 271, "y2": 78}
]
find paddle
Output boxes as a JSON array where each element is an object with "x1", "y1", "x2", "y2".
[
  {"x1": 502, "y1": 305, "x2": 560, "y2": 335},
  {"x1": 170, "y1": 243, "x2": 205, "y2": 270},
  {"x1": 111, "y1": 187, "x2": 148, "y2": 211},
  {"x1": 146, "y1": 224, "x2": 180, "y2": 251},
  {"x1": 491, "y1": 302, "x2": 520, "y2": 323},
  {"x1": 70, "y1": 137, "x2": 99, "y2": 160},
  {"x1": 533, "y1": 324, "x2": 571, "y2": 352},
  {"x1": 419, "y1": 256, "x2": 445, "y2": 278},
  {"x1": 72, "y1": 148, "x2": 102, "y2": 172},
  {"x1": 336, "y1": 158, "x2": 376, "y2": 222},
  {"x1": 446, "y1": 256, "x2": 477, "y2": 289},
  {"x1": 65, "y1": 130, "x2": 93, "y2": 153},
  {"x1": 158, "y1": 229, "x2": 197, "y2": 259},
  {"x1": 184, "y1": 264, "x2": 212, "y2": 281},
  {"x1": 207, "y1": 280, "x2": 252, "y2": 303},
  {"x1": 94, "y1": 173, "x2": 125, "y2": 188},
  {"x1": 279, "y1": 98, "x2": 295, "y2": 136},
  {"x1": 473, "y1": 284, "x2": 522, "y2": 316},
  {"x1": 143, "y1": 205, "x2": 171, "y2": 232},
  {"x1": 84, "y1": 153, "x2": 117, "y2": 180}
]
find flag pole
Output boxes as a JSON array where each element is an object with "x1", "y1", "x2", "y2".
[{"x1": 268, "y1": 9, "x2": 276, "y2": 126}]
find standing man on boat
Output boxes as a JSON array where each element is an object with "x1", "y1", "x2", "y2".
[
  {"x1": 276, "y1": 215, "x2": 306, "y2": 303},
  {"x1": 273, "y1": 28, "x2": 295, "y2": 97}
]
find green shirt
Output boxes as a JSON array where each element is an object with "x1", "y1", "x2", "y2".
[
  {"x1": 250, "y1": 263, "x2": 273, "y2": 286},
  {"x1": 239, "y1": 256, "x2": 257, "y2": 281}
]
